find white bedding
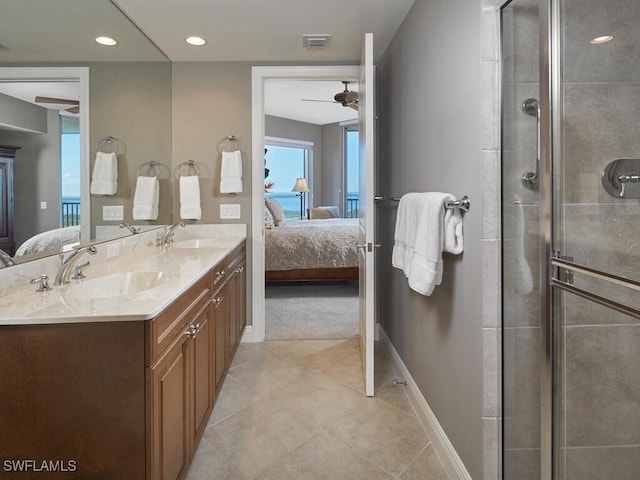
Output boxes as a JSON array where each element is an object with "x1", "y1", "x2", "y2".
[{"x1": 265, "y1": 218, "x2": 359, "y2": 271}]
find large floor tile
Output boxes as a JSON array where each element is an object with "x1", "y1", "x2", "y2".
[
  {"x1": 256, "y1": 433, "x2": 394, "y2": 480},
  {"x1": 229, "y1": 343, "x2": 273, "y2": 371},
  {"x1": 186, "y1": 438, "x2": 249, "y2": 480},
  {"x1": 207, "y1": 375, "x2": 261, "y2": 427},
  {"x1": 228, "y1": 352, "x2": 308, "y2": 398},
  {"x1": 324, "y1": 397, "x2": 428, "y2": 476},
  {"x1": 399, "y1": 443, "x2": 448, "y2": 480}
]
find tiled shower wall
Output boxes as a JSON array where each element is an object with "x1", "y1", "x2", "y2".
[{"x1": 558, "y1": 0, "x2": 640, "y2": 477}]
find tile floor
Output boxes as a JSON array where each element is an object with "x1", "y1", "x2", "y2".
[{"x1": 186, "y1": 339, "x2": 449, "y2": 479}]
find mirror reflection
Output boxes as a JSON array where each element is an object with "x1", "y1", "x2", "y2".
[{"x1": 0, "y1": 0, "x2": 172, "y2": 268}]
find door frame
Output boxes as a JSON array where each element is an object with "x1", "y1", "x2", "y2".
[{"x1": 249, "y1": 65, "x2": 360, "y2": 342}]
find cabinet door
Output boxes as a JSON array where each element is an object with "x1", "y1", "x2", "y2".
[
  {"x1": 189, "y1": 305, "x2": 213, "y2": 452},
  {"x1": 212, "y1": 291, "x2": 229, "y2": 394},
  {"x1": 227, "y1": 272, "x2": 238, "y2": 358},
  {"x1": 236, "y1": 261, "x2": 247, "y2": 339},
  {"x1": 149, "y1": 333, "x2": 189, "y2": 480}
]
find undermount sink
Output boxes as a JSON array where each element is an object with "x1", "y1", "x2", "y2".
[
  {"x1": 172, "y1": 238, "x2": 236, "y2": 249},
  {"x1": 64, "y1": 271, "x2": 171, "y2": 300}
]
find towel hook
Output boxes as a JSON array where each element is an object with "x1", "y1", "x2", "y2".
[{"x1": 96, "y1": 136, "x2": 119, "y2": 154}]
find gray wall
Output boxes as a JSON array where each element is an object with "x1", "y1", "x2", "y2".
[
  {"x1": 0, "y1": 93, "x2": 47, "y2": 133},
  {"x1": 90, "y1": 62, "x2": 173, "y2": 237},
  {"x1": 0, "y1": 110, "x2": 61, "y2": 246},
  {"x1": 320, "y1": 122, "x2": 344, "y2": 211},
  {"x1": 377, "y1": 0, "x2": 484, "y2": 477}
]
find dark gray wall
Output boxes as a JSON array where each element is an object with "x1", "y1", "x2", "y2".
[
  {"x1": 377, "y1": 0, "x2": 484, "y2": 477},
  {"x1": 320, "y1": 122, "x2": 344, "y2": 211}
]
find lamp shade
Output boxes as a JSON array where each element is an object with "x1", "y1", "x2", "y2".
[{"x1": 291, "y1": 177, "x2": 309, "y2": 192}]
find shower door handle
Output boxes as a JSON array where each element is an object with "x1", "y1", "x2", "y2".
[{"x1": 521, "y1": 98, "x2": 540, "y2": 189}]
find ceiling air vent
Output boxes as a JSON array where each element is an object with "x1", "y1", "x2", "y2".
[{"x1": 302, "y1": 34, "x2": 331, "y2": 48}]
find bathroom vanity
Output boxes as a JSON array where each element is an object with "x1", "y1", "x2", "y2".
[{"x1": 0, "y1": 229, "x2": 246, "y2": 480}]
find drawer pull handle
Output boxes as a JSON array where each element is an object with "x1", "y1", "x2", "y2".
[
  {"x1": 215, "y1": 270, "x2": 225, "y2": 281},
  {"x1": 184, "y1": 323, "x2": 201, "y2": 338},
  {"x1": 212, "y1": 297, "x2": 222, "y2": 306},
  {"x1": 235, "y1": 266, "x2": 244, "y2": 273}
]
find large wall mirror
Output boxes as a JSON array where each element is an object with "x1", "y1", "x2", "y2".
[{"x1": 0, "y1": 0, "x2": 172, "y2": 267}]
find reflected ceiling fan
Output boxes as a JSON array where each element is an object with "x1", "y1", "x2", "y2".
[
  {"x1": 302, "y1": 81, "x2": 359, "y2": 110},
  {"x1": 34, "y1": 96, "x2": 80, "y2": 114}
]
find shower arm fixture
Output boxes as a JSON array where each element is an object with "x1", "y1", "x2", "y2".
[{"x1": 521, "y1": 98, "x2": 540, "y2": 189}]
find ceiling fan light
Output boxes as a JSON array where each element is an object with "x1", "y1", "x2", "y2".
[{"x1": 96, "y1": 36, "x2": 118, "y2": 46}]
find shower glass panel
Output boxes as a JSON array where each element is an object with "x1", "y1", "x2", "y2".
[
  {"x1": 500, "y1": 0, "x2": 542, "y2": 478},
  {"x1": 552, "y1": 0, "x2": 640, "y2": 477}
]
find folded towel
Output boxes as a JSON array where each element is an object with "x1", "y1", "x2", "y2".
[
  {"x1": 132, "y1": 176, "x2": 159, "y2": 220},
  {"x1": 392, "y1": 192, "x2": 464, "y2": 296},
  {"x1": 220, "y1": 150, "x2": 243, "y2": 194},
  {"x1": 180, "y1": 175, "x2": 202, "y2": 220},
  {"x1": 90, "y1": 151, "x2": 118, "y2": 195}
]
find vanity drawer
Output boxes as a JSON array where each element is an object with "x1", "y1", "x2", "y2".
[{"x1": 147, "y1": 274, "x2": 211, "y2": 366}]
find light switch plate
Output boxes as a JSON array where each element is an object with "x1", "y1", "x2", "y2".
[
  {"x1": 220, "y1": 204, "x2": 241, "y2": 219},
  {"x1": 106, "y1": 243, "x2": 120, "y2": 259},
  {"x1": 40, "y1": 201, "x2": 47, "y2": 210},
  {"x1": 102, "y1": 205, "x2": 124, "y2": 221}
]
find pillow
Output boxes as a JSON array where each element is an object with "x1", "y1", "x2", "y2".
[
  {"x1": 307, "y1": 206, "x2": 340, "y2": 219},
  {"x1": 265, "y1": 197, "x2": 286, "y2": 226},
  {"x1": 264, "y1": 205, "x2": 275, "y2": 229}
]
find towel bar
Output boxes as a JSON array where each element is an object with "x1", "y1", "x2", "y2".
[{"x1": 374, "y1": 195, "x2": 471, "y2": 212}]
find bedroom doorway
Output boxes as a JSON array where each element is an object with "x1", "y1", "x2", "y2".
[{"x1": 251, "y1": 65, "x2": 361, "y2": 345}]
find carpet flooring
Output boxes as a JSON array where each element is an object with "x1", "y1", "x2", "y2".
[{"x1": 265, "y1": 281, "x2": 359, "y2": 340}]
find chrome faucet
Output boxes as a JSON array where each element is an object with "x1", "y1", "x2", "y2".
[
  {"x1": 158, "y1": 221, "x2": 185, "y2": 246},
  {"x1": 0, "y1": 249, "x2": 15, "y2": 267},
  {"x1": 119, "y1": 223, "x2": 140, "y2": 234},
  {"x1": 54, "y1": 245, "x2": 97, "y2": 285}
]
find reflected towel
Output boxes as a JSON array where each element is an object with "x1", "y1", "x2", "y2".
[
  {"x1": 180, "y1": 175, "x2": 202, "y2": 220},
  {"x1": 90, "y1": 151, "x2": 118, "y2": 195},
  {"x1": 220, "y1": 150, "x2": 243, "y2": 194},
  {"x1": 132, "y1": 176, "x2": 159, "y2": 220},
  {"x1": 392, "y1": 192, "x2": 463, "y2": 296}
]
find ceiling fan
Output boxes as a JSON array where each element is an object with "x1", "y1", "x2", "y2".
[
  {"x1": 34, "y1": 96, "x2": 80, "y2": 114},
  {"x1": 302, "y1": 81, "x2": 359, "y2": 110}
]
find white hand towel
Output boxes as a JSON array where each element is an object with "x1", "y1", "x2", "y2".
[
  {"x1": 392, "y1": 192, "x2": 463, "y2": 296},
  {"x1": 90, "y1": 151, "x2": 118, "y2": 195},
  {"x1": 132, "y1": 176, "x2": 159, "y2": 220},
  {"x1": 220, "y1": 150, "x2": 243, "y2": 194},
  {"x1": 180, "y1": 175, "x2": 202, "y2": 220}
]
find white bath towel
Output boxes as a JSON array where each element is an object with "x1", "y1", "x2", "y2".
[
  {"x1": 180, "y1": 175, "x2": 202, "y2": 220},
  {"x1": 220, "y1": 150, "x2": 243, "y2": 194},
  {"x1": 392, "y1": 192, "x2": 464, "y2": 296},
  {"x1": 90, "y1": 151, "x2": 118, "y2": 195},
  {"x1": 132, "y1": 176, "x2": 159, "y2": 220}
]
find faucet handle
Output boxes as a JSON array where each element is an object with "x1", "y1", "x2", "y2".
[
  {"x1": 73, "y1": 261, "x2": 91, "y2": 280},
  {"x1": 30, "y1": 274, "x2": 52, "y2": 292}
]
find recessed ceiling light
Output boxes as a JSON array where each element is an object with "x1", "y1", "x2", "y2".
[
  {"x1": 186, "y1": 36, "x2": 207, "y2": 46},
  {"x1": 95, "y1": 36, "x2": 118, "y2": 46},
  {"x1": 590, "y1": 35, "x2": 614, "y2": 45}
]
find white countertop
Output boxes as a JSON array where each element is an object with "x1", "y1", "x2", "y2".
[{"x1": 0, "y1": 229, "x2": 245, "y2": 326}]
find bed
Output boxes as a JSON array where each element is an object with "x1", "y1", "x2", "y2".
[{"x1": 265, "y1": 218, "x2": 359, "y2": 281}]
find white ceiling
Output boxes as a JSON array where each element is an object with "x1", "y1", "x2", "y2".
[{"x1": 0, "y1": 0, "x2": 415, "y2": 124}]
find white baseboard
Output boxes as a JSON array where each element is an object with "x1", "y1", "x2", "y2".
[
  {"x1": 240, "y1": 326, "x2": 254, "y2": 343},
  {"x1": 379, "y1": 327, "x2": 472, "y2": 480}
]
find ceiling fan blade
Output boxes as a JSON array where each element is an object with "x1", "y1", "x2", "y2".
[
  {"x1": 65, "y1": 105, "x2": 80, "y2": 114},
  {"x1": 301, "y1": 98, "x2": 340, "y2": 104},
  {"x1": 35, "y1": 96, "x2": 79, "y2": 106}
]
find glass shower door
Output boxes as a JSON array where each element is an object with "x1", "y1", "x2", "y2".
[{"x1": 552, "y1": 0, "x2": 640, "y2": 477}]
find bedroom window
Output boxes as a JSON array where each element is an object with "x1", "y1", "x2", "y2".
[
  {"x1": 344, "y1": 124, "x2": 359, "y2": 218},
  {"x1": 60, "y1": 116, "x2": 80, "y2": 226},
  {"x1": 264, "y1": 138, "x2": 312, "y2": 218}
]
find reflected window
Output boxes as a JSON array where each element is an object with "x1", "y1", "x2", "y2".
[
  {"x1": 344, "y1": 125, "x2": 359, "y2": 218},
  {"x1": 60, "y1": 116, "x2": 80, "y2": 226}
]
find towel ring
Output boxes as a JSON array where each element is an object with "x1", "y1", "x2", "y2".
[
  {"x1": 178, "y1": 160, "x2": 200, "y2": 177},
  {"x1": 96, "y1": 136, "x2": 119, "y2": 154},
  {"x1": 217, "y1": 135, "x2": 242, "y2": 153},
  {"x1": 137, "y1": 161, "x2": 161, "y2": 178}
]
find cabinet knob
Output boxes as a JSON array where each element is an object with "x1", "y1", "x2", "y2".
[{"x1": 212, "y1": 297, "x2": 222, "y2": 306}]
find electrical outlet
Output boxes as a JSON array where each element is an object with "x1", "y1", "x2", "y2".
[
  {"x1": 106, "y1": 243, "x2": 120, "y2": 259},
  {"x1": 220, "y1": 204, "x2": 241, "y2": 219},
  {"x1": 40, "y1": 201, "x2": 47, "y2": 210}
]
